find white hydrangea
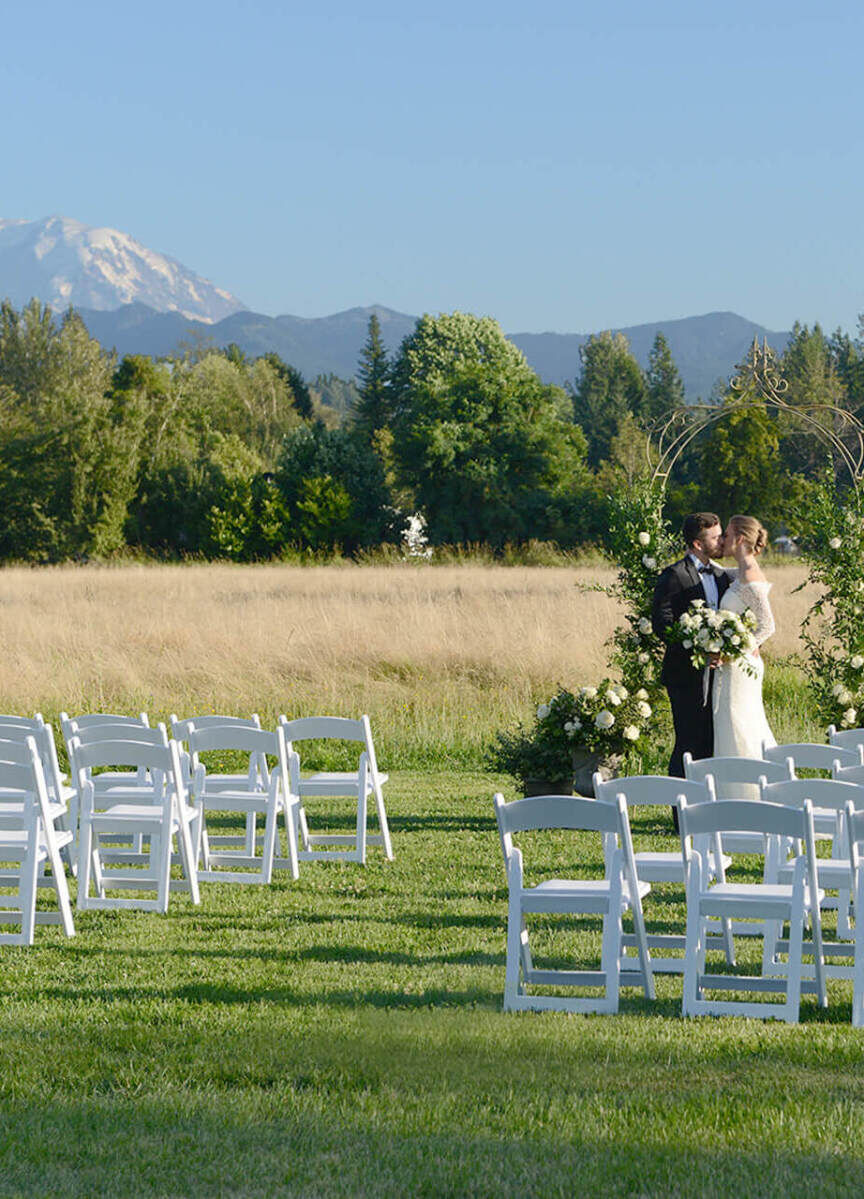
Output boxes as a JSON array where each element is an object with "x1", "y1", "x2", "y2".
[
  {"x1": 843, "y1": 708, "x2": 858, "y2": 727},
  {"x1": 613, "y1": 684, "x2": 629, "y2": 699},
  {"x1": 595, "y1": 710, "x2": 615, "y2": 730},
  {"x1": 638, "y1": 652, "x2": 651, "y2": 664},
  {"x1": 635, "y1": 688, "x2": 648, "y2": 700},
  {"x1": 638, "y1": 531, "x2": 651, "y2": 546},
  {"x1": 839, "y1": 690, "x2": 853, "y2": 706},
  {"x1": 833, "y1": 682, "x2": 846, "y2": 697},
  {"x1": 829, "y1": 537, "x2": 842, "y2": 549},
  {"x1": 623, "y1": 725, "x2": 640, "y2": 741},
  {"x1": 851, "y1": 655, "x2": 864, "y2": 669},
  {"x1": 638, "y1": 617, "x2": 652, "y2": 635},
  {"x1": 642, "y1": 555, "x2": 657, "y2": 570},
  {"x1": 637, "y1": 701, "x2": 652, "y2": 718},
  {"x1": 707, "y1": 640, "x2": 722, "y2": 653},
  {"x1": 537, "y1": 703, "x2": 550, "y2": 719},
  {"x1": 682, "y1": 639, "x2": 693, "y2": 649},
  {"x1": 606, "y1": 690, "x2": 622, "y2": 706},
  {"x1": 580, "y1": 686, "x2": 597, "y2": 699}
]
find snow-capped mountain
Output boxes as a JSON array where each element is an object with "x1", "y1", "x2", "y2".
[{"x1": 0, "y1": 215, "x2": 246, "y2": 323}]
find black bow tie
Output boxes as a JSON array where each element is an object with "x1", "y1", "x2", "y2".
[{"x1": 697, "y1": 564, "x2": 714, "y2": 575}]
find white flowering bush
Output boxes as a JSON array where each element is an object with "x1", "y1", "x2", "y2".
[
  {"x1": 796, "y1": 474, "x2": 864, "y2": 729},
  {"x1": 668, "y1": 599, "x2": 759, "y2": 676}
]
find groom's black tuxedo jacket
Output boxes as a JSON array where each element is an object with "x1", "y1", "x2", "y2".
[{"x1": 651, "y1": 556, "x2": 732, "y2": 689}]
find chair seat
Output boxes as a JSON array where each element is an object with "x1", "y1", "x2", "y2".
[
  {"x1": 298, "y1": 771, "x2": 388, "y2": 796},
  {"x1": 524, "y1": 876, "x2": 650, "y2": 905},
  {"x1": 778, "y1": 858, "x2": 849, "y2": 888},
  {"x1": 90, "y1": 802, "x2": 194, "y2": 827},
  {"x1": 198, "y1": 789, "x2": 271, "y2": 810},
  {"x1": 699, "y1": 881, "x2": 824, "y2": 919},
  {"x1": 635, "y1": 850, "x2": 731, "y2": 883}
]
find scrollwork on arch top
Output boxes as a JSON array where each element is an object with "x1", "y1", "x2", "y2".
[{"x1": 647, "y1": 336, "x2": 864, "y2": 500}]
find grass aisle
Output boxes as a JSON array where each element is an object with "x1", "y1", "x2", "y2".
[{"x1": 3, "y1": 771, "x2": 864, "y2": 1197}]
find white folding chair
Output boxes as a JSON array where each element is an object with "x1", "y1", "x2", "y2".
[
  {"x1": 684, "y1": 753, "x2": 795, "y2": 851},
  {"x1": 829, "y1": 726, "x2": 864, "y2": 755},
  {"x1": 0, "y1": 721, "x2": 77, "y2": 871},
  {"x1": 279, "y1": 716, "x2": 392, "y2": 865},
  {"x1": 172, "y1": 714, "x2": 263, "y2": 852},
  {"x1": 0, "y1": 738, "x2": 74, "y2": 944},
  {"x1": 759, "y1": 776, "x2": 864, "y2": 977},
  {"x1": 188, "y1": 724, "x2": 299, "y2": 884},
  {"x1": 75, "y1": 739, "x2": 199, "y2": 913},
  {"x1": 844, "y1": 802, "x2": 864, "y2": 1026},
  {"x1": 593, "y1": 772, "x2": 732, "y2": 972},
  {"x1": 494, "y1": 791, "x2": 654, "y2": 1013},
  {"x1": 679, "y1": 796, "x2": 826, "y2": 1022},
  {"x1": 763, "y1": 741, "x2": 861, "y2": 773}
]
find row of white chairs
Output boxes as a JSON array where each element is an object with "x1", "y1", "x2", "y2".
[
  {"x1": 0, "y1": 710, "x2": 393, "y2": 944},
  {"x1": 495, "y1": 730, "x2": 864, "y2": 1024}
]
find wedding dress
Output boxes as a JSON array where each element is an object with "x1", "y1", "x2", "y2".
[{"x1": 712, "y1": 575, "x2": 776, "y2": 760}]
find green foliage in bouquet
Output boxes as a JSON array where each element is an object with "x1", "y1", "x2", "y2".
[{"x1": 796, "y1": 472, "x2": 864, "y2": 729}]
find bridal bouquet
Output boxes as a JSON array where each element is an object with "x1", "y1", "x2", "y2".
[{"x1": 670, "y1": 599, "x2": 758, "y2": 676}]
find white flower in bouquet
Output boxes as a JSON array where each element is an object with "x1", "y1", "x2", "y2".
[
  {"x1": 829, "y1": 537, "x2": 842, "y2": 549},
  {"x1": 833, "y1": 682, "x2": 846, "y2": 697},
  {"x1": 637, "y1": 700, "x2": 652, "y2": 718},
  {"x1": 638, "y1": 617, "x2": 652, "y2": 635},
  {"x1": 838, "y1": 689, "x2": 853, "y2": 706},
  {"x1": 595, "y1": 710, "x2": 615, "y2": 730},
  {"x1": 605, "y1": 690, "x2": 622, "y2": 706},
  {"x1": 580, "y1": 686, "x2": 597, "y2": 699},
  {"x1": 638, "y1": 651, "x2": 651, "y2": 663},
  {"x1": 682, "y1": 639, "x2": 692, "y2": 649},
  {"x1": 623, "y1": 725, "x2": 640, "y2": 741},
  {"x1": 612, "y1": 684, "x2": 629, "y2": 699},
  {"x1": 851, "y1": 655, "x2": 864, "y2": 669},
  {"x1": 642, "y1": 555, "x2": 657, "y2": 570},
  {"x1": 843, "y1": 708, "x2": 858, "y2": 727},
  {"x1": 635, "y1": 688, "x2": 648, "y2": 700},
  {"x1": 537, "y1": 703, "x2": 550, "y2": 719},
  {"x1": 707, "y1": 640, "x2": 723, "y2": 653},
  {"x1": 691, "y1": 599, "x2": 705, "y2": 609},
  {"x1": 730, "y1": 634, "x2": 741, "y2": 645},
  {"x1": 638, "y1": 531, "x2": 651, "y2": 546}
]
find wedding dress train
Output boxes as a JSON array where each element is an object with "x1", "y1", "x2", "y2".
[{"x1": 712, "y1": 576, "x2": 776, "y2": 760}]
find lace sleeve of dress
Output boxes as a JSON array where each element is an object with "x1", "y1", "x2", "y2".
[{"x1": 740, "y1": 581, "x2": 775, "y2": 646}]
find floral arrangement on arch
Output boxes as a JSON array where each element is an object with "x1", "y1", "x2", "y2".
[
  {"x1": 796, "y1": 473, "x2": 864, "y2": 730},
  {"x1": 602, "y1": 479, "x2": 678, "y2": 698}
]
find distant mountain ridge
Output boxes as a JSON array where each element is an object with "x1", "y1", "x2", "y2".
[
  {"x1": 0, "y1": 214, "x2": 791, "y2": 397},
  {"x1": 70, "y1": 303, "x2": 790, "y2": 400},
  {"x1": 0, "y1": 216, "x2": 246, "y2": 323}
]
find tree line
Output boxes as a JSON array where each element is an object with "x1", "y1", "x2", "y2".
[{"x1": 0, "y1": 297, "x2": 861, "y2": 563}]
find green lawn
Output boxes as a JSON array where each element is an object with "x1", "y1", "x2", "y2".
[{"x1": 3, "y1": 770, "x2": 864, "y2": 1197}]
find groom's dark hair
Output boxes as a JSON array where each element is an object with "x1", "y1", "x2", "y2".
[{"x1": 682, "y1": 512, "x2": 720, "y2": 547}]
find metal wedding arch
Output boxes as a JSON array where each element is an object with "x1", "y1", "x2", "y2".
[{"x1": 647, "y1": 337, "x2": 864, "y2": 499}]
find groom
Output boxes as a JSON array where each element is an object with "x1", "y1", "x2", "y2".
[{"x1": 652, "y1": 513, "x2": 732, "y2": 811}]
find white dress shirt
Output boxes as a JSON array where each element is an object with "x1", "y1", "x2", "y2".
[{"x1": 688, "y1": 552, "x2": 719, "y2": 609}]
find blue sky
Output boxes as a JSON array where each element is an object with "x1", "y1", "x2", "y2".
[{"x1": 2, "y1": 1, "x2": 862, "y2": 333}]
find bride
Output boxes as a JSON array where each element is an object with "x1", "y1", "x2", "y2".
[{"x1": 712, "y1": 514, "x2": 777, "y2": 759}]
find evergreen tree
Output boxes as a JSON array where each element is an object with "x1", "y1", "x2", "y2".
[
  {"x1": 569, "y1": 331, "x2": 645, "y2": 467},
  {"x1": 353, "y1": 313, "x2": 391, "y2": 442},
  {"x1": 644, "y1": 332, "x2": 685, "y2": 424}
]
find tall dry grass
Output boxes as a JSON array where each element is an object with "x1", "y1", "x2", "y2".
[{"x1": 0, "y1": 561, "x2": 819, "y2": 765}]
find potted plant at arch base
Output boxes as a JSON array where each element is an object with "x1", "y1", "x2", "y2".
[{"x1": 486, "y1": 679, "x2": 657, "y2": 796}]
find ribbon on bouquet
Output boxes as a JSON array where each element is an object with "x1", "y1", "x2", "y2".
[{"x1": 702, "y1": 665, "x2": 711, "y2": 707}]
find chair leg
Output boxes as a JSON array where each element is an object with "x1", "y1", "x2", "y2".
[
  {"x1": 504, "y1": 892, "x2": 524, "y2": 1010},
  {"x1": 785, "y1": 900, "x2": 804, "y2": 1024},
  {"x1": 356, "y1": 784, "x2": 367, "y2": 867},
  {"x1": 281, "y1": 794, "x2": 300, "y2": 880},
  {"x1": 373, "y1": 781, "x2": 393, "y2": 860},
  {"x1": 601, "y1": 866, "x2": 623, "y2": 1014},
  {"x1": 854, "y1": 878, "x2": 864, "y2": 1027},
  {"x1": 244, "y1": 811, "x2": 256, "y2": 856},
  {"x1": 77, "y1": 818, "x2": 93, "y2": 909},
  {"x1": 260, "y1": 802, "x2": 278, "y2": 885},
  {"x1": 19, "y1": 843, "x2": 39, "y2": 946},
  {"x1": 176, "y1": 816, "x2": 200, "y2": 905},
  {"x1": 155, "y1": 828, "x2": 172, "y2": 914}
]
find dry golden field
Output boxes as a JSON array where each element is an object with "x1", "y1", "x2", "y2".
[{"x1": 0, "y1": 561, "x2": 818, "y2": 763}]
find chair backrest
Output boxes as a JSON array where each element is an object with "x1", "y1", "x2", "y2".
[
  {"x1": 72, "y1": 737, "x2": 185, "y2": 811},
  {"x1": 61, "y1": 711, "x2": 148, "y2": 734},
  {"x1": 680, "y1": 796, "x2": 809, "y2": 840},
  {"x1": 828, "y1": 726, "x2": 864, "y2": 752},
  {"x1": 763, "y1": 742, "x2": 861, "y2": 771},
  {"x1": 496, "y1": 792, "x2": 622, "y2": 836},
  {"x1": 0, "y1": 721, "x2": 67, "y2": 802},
  {"x1": 186, "y1": 724, "x2": 278, "y2": 758},
  {"x1": 760, "y1": 776, "x2": 864, "y2": 813},
  {"x1": 0, "y1": 738, "x2": 54, "y2": 829},
  {"x1": 844, "y1": 802, "x2": 864, "y2": 881},
  {"x1": 833, "y1": 763, "x2": 864, "y2": 785},
  {"x1": 70, "y1": 722, "x2": 168, "y2": 747},
  {"x1": 594, "y1": 772, "x2": 715, "y2": 807},
  {"x1": 684, "y1": 753, "x2": 794, "y2": 786},
  {"x1": 279, "y1": 714, "x2": 380, "y2": 779},
  {"x1": 171, "y1": 713, "x2": 261, "y2": 741},
  {"x1": 0, "y1": 714, "x2": 45, "y2": 731}
]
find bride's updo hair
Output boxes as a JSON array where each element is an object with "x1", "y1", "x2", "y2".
[{"x1": 729, "y1": 514, "x2": 768, "y2": 556}]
